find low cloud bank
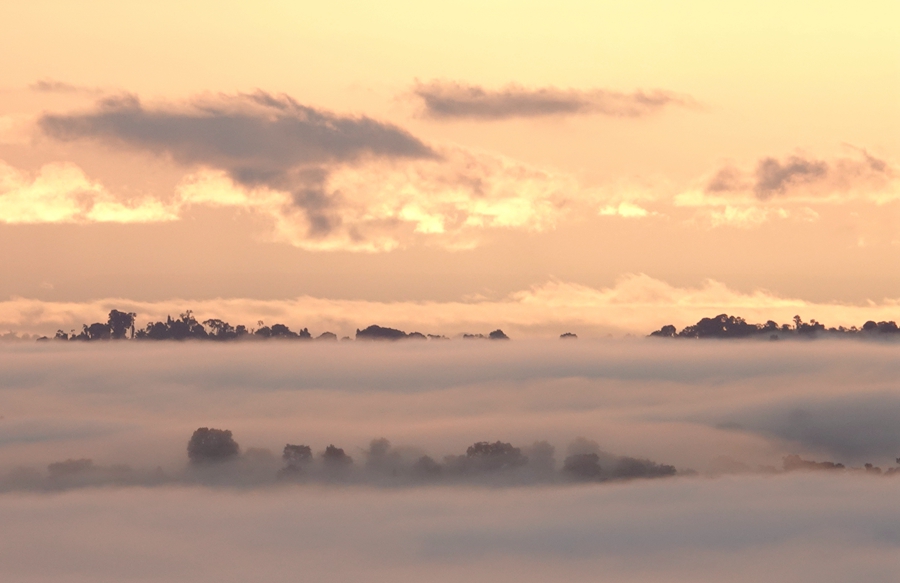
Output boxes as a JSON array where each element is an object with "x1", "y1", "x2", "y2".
[
  {"x1": 2, "y1": 341, "x2": 900, "y2": 580},
  {"x1": 1, "y1": 340, "x2": 900, "y2": 479},
  {"x1": 1, "y1": 476, "x2": 899, "y2": 582}
]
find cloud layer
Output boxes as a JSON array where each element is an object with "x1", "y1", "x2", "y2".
[
  {"x1": 39, "y1": 92, "x2": 435, "y2": 175},
  {"x1": 27, "y1": 92, "x2": 586, "y2": 250},
  {"x1": 3, "y1": 339, "x2": 900, "y2": 475},
  {"x1": 2, "y1": 476, "x2": 899, "y2": 583},
  {"x1": 2, "y1": 340, "x2": 900, "y2": 580},
  {"x1": 413, "y1": 80, "x2": 690, "y2": 120}
]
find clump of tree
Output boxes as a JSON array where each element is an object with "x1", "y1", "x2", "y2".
[
  {"x1": 782, "y1": 454, "x2": 845, "y2": 472},
  {"x1": 51, "y1": 308, "x2": 339, "y2": 343},
  {"x1": 187, "y1": 428, "x2": 240, "y2": 463},
  {"x1": 254, "y1": 323, "x2": 311, "y2": 339},
  {"x1": 138, "y1": 311, "x2": 212, "y2": 340},
  {"x1": 277, "y1": 443, "x2": 313, "y2": 479},
  {"x1": 355, "y1": 325, "x2": 429, "y2": 341},
  {"x1": 561, "y1": 437, "x2": 677, "y2": 482},
  {"x1": 650, "y1": 314, "x2": 900, "y2": 340},
  {"x1": 412, "y1": 455, "x2": 442, "y2": 476},
  {"x1": 562, "y1": 453, "x2": 603, "y2": 480},
  {"x1": 55, "y1": 310, "x2": 136, "y2": 341},
  {"x1": 283, "y1": 444, "x2": 313, "y2": 465},
  {"x1": 445, "y1": 441, "x2": 528, "y2": 473},
  {"x1": 462, "y1": 329, "x2": 510, "y2": 340},
  {"x1": 321, "y1": 444, "x2": 352, "y2": 465}
]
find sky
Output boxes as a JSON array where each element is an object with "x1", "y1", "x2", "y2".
[
  {"x1": 4, "y1": 7, "x2": 900, "y2": 579},
  {"x1": 0, "y1": 0, "x2": 898, "y2": 335}
]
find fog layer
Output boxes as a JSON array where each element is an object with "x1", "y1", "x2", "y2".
[
  {"x1": 2, "y1": 340, "x2": 900, "y2": 478},
  {"x1": 2, "y1": 341, "x2": 900, "y2": 580}
]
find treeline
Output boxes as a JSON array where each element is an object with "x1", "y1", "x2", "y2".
[
  {"x1": 649, "y1": 314, "x2": 900, "y2": 340},
  {"x1": 186, "y1": 427, "x2": 678, "y2": 483},
  {"x1": 43, "y1": 309, "x2": 511, "y2": 342}
]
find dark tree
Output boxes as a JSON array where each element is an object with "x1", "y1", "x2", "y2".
[
  {"x1": 465, "y1": 441, "x2": 527, "y2": 470},
  {"x1": 356, "y1": 325, "x2": 408, "y2": 341},
  {"x1": 412, "y1": 455, "x2": 442, "y2": 476},
  {"x1": 489, "y1": 329, "x2": 510, "y2": 340},
  {"x1": 560, "y1": 332, "x2": 578, "y2": 340},
  {"x1": 283, "y1": 444, "x2": 312, "y2": 465},
  {"x1": 85, "y1": 322, "x2": 111, "y2": 340},
  {"x1": 204, "y1": 318, "x2": 236, "y2": 340},
  {"x1": 187, "y1": 428, "x2": 240, "y2": 463},
  {"x1": 108, "y1": 310, "x2": 136, "y2": 339},
  {"x1": 782, "y1": 454, "x2": 844, "y2": 471},
  {"x1": 613, "y1": 457, "x2": 677, "y2": 478},
  {"x1": 562, "y1": 453, "x2": 603, "y2": 480},
  {"x1": 678, "y1": 314, "x2": 759, "y2": 338},
  {"x1": 649, "y1": 325, "x2": 676, "y2": 338},
  {"x1": 47, "y1": 458, "x2": 94, "y2": 477},
  {"x1": 367, "y1": 438, "x2": 391, "y2": 460},
  {"x1": 322, "y1": 444, "x2": 353, "y2": 465}
]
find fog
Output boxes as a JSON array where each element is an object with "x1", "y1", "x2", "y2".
[{"x1": 1, "y1": 340, "x2": 899, "y2": 580}]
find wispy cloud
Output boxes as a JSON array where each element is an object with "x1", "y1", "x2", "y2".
[
  {"x1": 28, "y1": 79, "x2": 103, "y2": 95},
  {"x1": 412, "y1": 80, "x2": 693, "y2": 120},
  {"x1": 38, "y1": 91, "x2": 436, "y2": 240}
]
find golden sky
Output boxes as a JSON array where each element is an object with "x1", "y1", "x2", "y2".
[{"x1": 1, "y1": 0, "x2": 898, "y2": 335}]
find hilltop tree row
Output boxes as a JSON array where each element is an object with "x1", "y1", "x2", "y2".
[
  {"x1": 650, "y1": 314, "x2": 900, "y2": 339},
  {"x1": 45, "y1": 310, "x2": 510, "y2": 342}
]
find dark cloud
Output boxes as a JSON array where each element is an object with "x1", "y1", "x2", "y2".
[
  {"x1": 705, "y1": 166, "x2": 746, "y2": 193},
  {"x1": 753, "y1": 156, "x2": 829, "y2": 199},
  {"x1": 40, "y1": 92, "x2": 434, "y2": 179},
  {"x1": 38, "y1": 92, "x2": 436, "y2": 237},
  {"x1": 702, "y1": 151, "x2": 894, "y2": 200},
  {"x1": 413, "y1": 80, "x2": 690, "y2": 120}
]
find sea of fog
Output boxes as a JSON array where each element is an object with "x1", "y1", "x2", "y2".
[{"x1": 1, "y1": 339, "x2": 899, "y2": 581}]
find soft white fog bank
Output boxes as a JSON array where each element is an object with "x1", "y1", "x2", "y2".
[
  {"x1": 2, "y1": 339, "x2": 899, "y2": 474},
  {"x1": 2, "y1": 340, "x2": 899, "y2": 581},
  {"x1": 2, "y1": 477, "x2": 899, "y2": 583}
]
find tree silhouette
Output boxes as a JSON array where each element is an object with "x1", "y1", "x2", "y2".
[
  {"x1": 107, "y1": 310, "x2": 136, "y2": 340},
  {"x1": 187, "y1": 428, "x2": 239, "y2": 463}
]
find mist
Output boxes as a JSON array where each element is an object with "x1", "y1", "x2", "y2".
[{"x1": 2, "y1": 340, "x2": 900, "y2": 580}]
